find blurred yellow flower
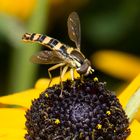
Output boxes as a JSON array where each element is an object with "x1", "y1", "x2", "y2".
[
  {"x1": 0, "y1": 72, "x2": 140, "y2": 139},
  {"x1": 92, "y1": 50, "x2": 140, "y2": 81},
  {"x1": 0, "y1": 0, "x2": 36, "y2": 20}
]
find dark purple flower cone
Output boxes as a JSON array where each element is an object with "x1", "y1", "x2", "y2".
[{"x1": 25, "y1": 76, "x2": 130, "y2": 140}]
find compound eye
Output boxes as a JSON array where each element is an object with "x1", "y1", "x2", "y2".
[{"x1": 76, "y1": 62, "x2": 89, "y2": 75}]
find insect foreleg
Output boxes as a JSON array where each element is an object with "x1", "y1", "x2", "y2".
[{"x1": 48, "y1": 63, "x2": 65, "y2": 88}]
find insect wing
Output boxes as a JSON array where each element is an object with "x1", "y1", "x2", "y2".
[
  {"x1": 30, "y1": 51, "x2": 64, "y2": 64},
  {"x1": 67, "y1": 12, "x2": 81, "y2": 50}
]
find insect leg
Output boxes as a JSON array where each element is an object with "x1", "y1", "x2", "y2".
[
  {"x1": 70, "y1": 68, "x2": 76, "y2": 88},
  {"x1": 80, "y1": 74, "x2": 84, "y2": 83},
  {"x1": 48, "y1": 63, "x2": 65, "y2": 87},
  {"x1": 70, "y1": 68, "x2": 74, "y2": 81},
  {"x1": 61, "y1": 65, "x2": 69, "y2": 80},
  {"x1": 59, "y1": 65, "x2": 69, "y2": 98}
]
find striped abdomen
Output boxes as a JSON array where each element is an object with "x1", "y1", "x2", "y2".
[{"x1": 22, "y1": 33, "x2": 65, "y2": 51}]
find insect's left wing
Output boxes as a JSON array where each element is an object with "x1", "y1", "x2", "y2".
[
  {"x1": 30, "y1": 50, "x2": 64, "y2": 64},
  {"x1": 67, "y1": 12, "x2": 81, "y2": 50}
]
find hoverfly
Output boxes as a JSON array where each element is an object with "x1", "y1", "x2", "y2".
[{"x1": 22, "y1": 12, "x2": 94, "y2": 89}]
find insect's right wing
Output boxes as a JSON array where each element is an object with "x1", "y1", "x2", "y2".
[
  {"x1": 30, "y1": 50, "x2": 64, "y2": 64},
  {"x1": 67, "y1": 12, "x2": 81, "y2": 50}
]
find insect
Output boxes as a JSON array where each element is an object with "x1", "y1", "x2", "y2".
[{"x1": 22, "y1": 12, "x2": 94, "y2": 89}]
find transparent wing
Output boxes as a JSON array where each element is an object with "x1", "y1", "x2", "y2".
[
  {"x1": 67, "y1": 12, "x2": 81, "y2": 50},
  {"x1": 30, "y1": 50, "x2": 64, "y2": 64}
]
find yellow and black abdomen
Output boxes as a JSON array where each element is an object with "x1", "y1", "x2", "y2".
[{"x1": 22, "y1": 33, "x2": 64, "y2": 51}]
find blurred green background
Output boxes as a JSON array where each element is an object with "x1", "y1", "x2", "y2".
[{"x1": 0, "y1": 0, "x2": 140, "y2": 95}]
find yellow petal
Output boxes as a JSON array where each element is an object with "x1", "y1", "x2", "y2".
[
  {"x1": 35, "y1": 78, "x2": 49, "y2": 91},
  {"x1": 35, "y1": 70, "x2": 80, "y2": 90},
  {"x1": 118, "y1": 74, "x2": 140, "y2": 121},
  {"x1": 0, "y1": 89, "x2": 42, "y2": 108},
  {"x1": 0, "y1": 0, "x2": 36, "y2": 20},
  {"x1": 134, "y1": 110, "x2": 140, "y2": 122},
  {"x1": 91, "y1": 50, "x2": 140, "y2": 80},
  {"x1": 125, "y1": 87, "x2": 140, "y2": 122},
  {"x1": 127, "y1": 119, "x2": 140, "y2": 140},
  {"x1": 118, "y1": 74, "x2": 140, "y2": 108},
  {"x1": 0, "y1": 108, "x2": 25, "y2": 128},
  {"x1": 0, "y1": 128, "x2": 25, "y2": 140}
]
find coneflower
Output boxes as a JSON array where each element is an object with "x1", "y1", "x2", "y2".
[{"x1": 25, "y1": 75, "x2": 130, "y2": 140}]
